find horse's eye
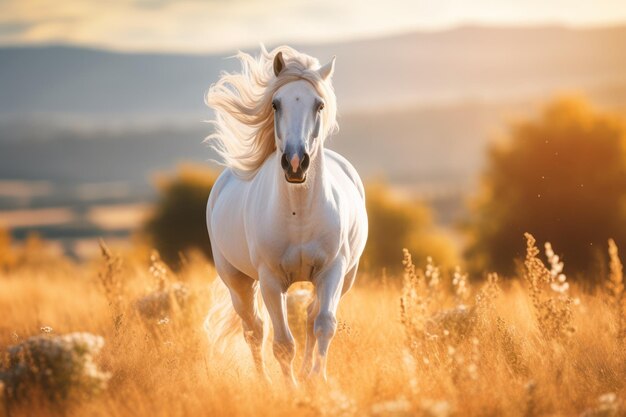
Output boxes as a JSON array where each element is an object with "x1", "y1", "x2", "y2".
[
  {"x1": 272, "y1": 102, "x2": 278, "y2": 111},
  {"x1": 318, "y1": 103, "x2": 325, "y2": 112}
]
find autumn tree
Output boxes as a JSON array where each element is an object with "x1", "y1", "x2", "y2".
[
  {"x1": 465, "y1": 97, "x2": 626, "y2": 278},
  {"x1": 364, "y1": 182, "x2": 457, "y2": 272}
]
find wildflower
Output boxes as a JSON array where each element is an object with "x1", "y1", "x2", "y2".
[
  {"x1": 420, "y1": 399, "x2": 452, "y2": 417},
  {"x1": 401, "y1": 349, "x2": 419, "y2": 393},
  {"x1": 425, "y1": 256, "x2": 440, "y2": 288},
  {"x1": 467, "y1": 363, "x2": 478, "y2": 379},
  {"x1": 370, "y1": 397, "x2": 411, "y2": 416},
  {"x1": 607, "y1": 239, "x2": 625, "y2": 340},
  {"x1": 97, "y1": 240, "x2": 125, "y2": 330},
  {"x1": 426, "y1": 305, "x2": 474, "y2": 341},
  {"x1": 135, "y1": 281, "x2": 190, "y2": 321},
  {"x1": 317, "y1": 380, "x2": 356, "y2": 417},
  {"x1": 545, "y1": 242, "x2": 571, "y2": 296},
  {"x1": 581, "y1": 392, "x2": 621, "y2": 417},
  {"x1": 524, "y1": 233, "x2": 576, "y2": 340},
  {"x1": 452, "y1": 266, "x2": 469, "y2": 303},
  {"x1": 599, "y1": 393, "x2": 617, "y2": 404},
  {"x1": 400, "y1": 249, "x2": 429, "y2": 356},
  {"x1": 1, "y1": 332, "x2": 110, "y2": 402},
  {"x1": 545, "y1": 242, "x2": 564, "y2": 277},
  {"x1": 40, "y1": 326, "x2": 53, "y2": 334},
  {"x1": 550, "y1": 281, "x2": 569, "y2": 294},
  {"x1": 149, "y1": 250, "x2": 170, "y2": 291}
]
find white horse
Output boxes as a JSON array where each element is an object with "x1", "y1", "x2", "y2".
[{"x1": 205, "y1": 46, "x2": 368, "y2": 385}]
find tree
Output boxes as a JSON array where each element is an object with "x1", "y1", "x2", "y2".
[
  {"x1": 465, "y1": 97, "x2": 626, "y2": 277},
  {"x1": 0, "y1": 227, "x2": 16, "y2": 269},
  {"x1": 363, "y1": 182, "x2": 458, "y2": 272},
  {"x1": 145, "y1": 164, "x2": 217, "y2": 268}
]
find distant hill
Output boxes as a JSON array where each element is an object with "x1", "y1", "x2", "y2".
[
  {"x1": 1, "y1": 25, "x2": 626, "y2": 118},
  {"x1": 0, "y1": 98, "x2": 582, "y2": 192}
]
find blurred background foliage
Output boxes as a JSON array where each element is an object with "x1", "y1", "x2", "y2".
[
  {"x1": 145, "y1": 164, "x2": 216, "y2": 269},
  {"x1": 362, "y1": 182, "x2": 457, "y2": 271},
  {"x1": 465, "y1": 97, "x2": 626, "y2": 278}
]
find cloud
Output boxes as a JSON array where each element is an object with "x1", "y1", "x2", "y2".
[
  {"x1": 0, "y1": 21, "x2": 34, "y2": 36},
  {"x1": 132, "y1": 0, "x2": 171, "y2": 10},
  {"x1": 0, "y1": 0, "x2": 625, "y2": 53}
]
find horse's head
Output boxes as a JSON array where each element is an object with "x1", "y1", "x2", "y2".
[{"x1": 271, "y1": 52, "x2": 335, "y2": 184}]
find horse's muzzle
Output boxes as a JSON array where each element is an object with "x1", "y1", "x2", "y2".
[{"x1": 281, "y1": 151, "x2": 310, "y2": 183}]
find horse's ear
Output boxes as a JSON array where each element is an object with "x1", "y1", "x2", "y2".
[
  {"x1": 318, "y1": 56, "x2": 336, "y2": 81},
  {"x1": 273, "y1": 52, "x2": 285, "y2": 77}
]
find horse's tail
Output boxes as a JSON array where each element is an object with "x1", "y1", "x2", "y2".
[{"x1": 203, "y1": 277, "x2": 242, "y2": 354}]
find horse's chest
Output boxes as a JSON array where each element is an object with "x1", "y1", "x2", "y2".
[
  {"x1": 258, "y1": 218, "x2": 340, "y2": 281},
  {"x1": 282, "y1": 237, "x2": 337, "y2": 280}
]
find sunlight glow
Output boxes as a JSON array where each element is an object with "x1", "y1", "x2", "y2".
[{"x1": 1, "y1": 0, "x2": 626, "y2": 52}]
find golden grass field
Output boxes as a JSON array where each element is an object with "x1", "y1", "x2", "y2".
[{"x1": 0, "y1": 233, "x2": 625, "y2": 417}]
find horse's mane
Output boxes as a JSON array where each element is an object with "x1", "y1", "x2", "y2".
[{"x1": 205, "y1": 46, "x2": 338, "y2": 180}]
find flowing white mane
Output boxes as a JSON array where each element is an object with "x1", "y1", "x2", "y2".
[{"x1": 205, "y1": 46, "x2": 338, "y2": 180}]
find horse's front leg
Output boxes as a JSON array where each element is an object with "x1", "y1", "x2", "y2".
[
  {"x1": 299, "y1": 295, "x2": 319, "y2": 378},
  {"x1": 310, "y1": 261, "x2": 346, "y2": 381},
  {"x1": 259, "y1": 269, "x2": 297, "y2": 388}
]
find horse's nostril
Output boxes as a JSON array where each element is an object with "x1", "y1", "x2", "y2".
[
  {"x1": 280, "y1": 153, "x2": 289, "y2": 170},
  {"x1": 301, "y1": 153, "x2": 310, "y2": 171}
]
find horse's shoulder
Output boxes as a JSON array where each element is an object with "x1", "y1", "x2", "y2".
[
  {"x1": 324, "y1": 149, "x2": 365, "y2": 200},
  {"x1": 208, "y1": 168, "x2": 236, "y2": 209}
]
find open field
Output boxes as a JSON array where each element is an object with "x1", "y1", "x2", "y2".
[{"x1": 0, "y1": 235, "x2": 625, "y2": 417}]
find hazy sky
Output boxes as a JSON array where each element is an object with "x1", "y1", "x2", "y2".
[{"x1": 1, "y1": 0, "x2": 626, "y2": 53}]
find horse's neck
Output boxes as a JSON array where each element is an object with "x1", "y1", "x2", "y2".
[{"x1": 275, "y1": 148, "x2": 329, "y2": 212}]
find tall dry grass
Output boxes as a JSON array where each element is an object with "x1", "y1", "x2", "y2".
[{"x1": 0, "y1": 234, "x2": 625, "y2": 417}]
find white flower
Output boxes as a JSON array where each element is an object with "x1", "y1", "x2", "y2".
[
  {"x1": 371, "y1": 397, "x2": 411, "y2": 416},
  {"x1": 599, "y1": 392, "x2": 617, "y2": 404},
  {"x1": 550, "y1": 281, "x2": 569, "y2": 294},
  {"x1": 420, "y1": 399, "x2": 452, "y2": 417},
  {"x1": 3, "y1": 332, "x2": 110, "y2": 402}
]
